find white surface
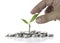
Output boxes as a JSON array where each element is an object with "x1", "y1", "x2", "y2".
[{"x1": 0, "y1": 0, "x2": 60, "y2": 43}]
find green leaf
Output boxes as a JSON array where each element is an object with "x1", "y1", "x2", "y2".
[
  {"x1": 21, "y1": 19, "x2": 28, "y2": 24},
  {"x1": 30, "y1": 13, "x2": 39, "y2": 23}
]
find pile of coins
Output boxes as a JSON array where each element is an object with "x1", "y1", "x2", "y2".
[{"x1": 6, "y1": 31, "x2": 53, "y2": 38}]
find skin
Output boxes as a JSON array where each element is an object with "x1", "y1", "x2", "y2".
[{"x1": 31, "y1": 0, "x2": 60, "y2": 24}]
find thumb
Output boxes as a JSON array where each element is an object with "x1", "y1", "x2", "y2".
[
  {"x1": 36, "y1": 15, "x2": 48, "y2": 24},
  {"x1": 36, "y1": 13, "x2": 58, "y2": 24}
]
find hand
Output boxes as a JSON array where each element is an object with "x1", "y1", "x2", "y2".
[{"x1": 31, "y1": 0, "x2": 60, "y2": 24}]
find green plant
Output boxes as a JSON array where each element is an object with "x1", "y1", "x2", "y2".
[{"x1": 21, "y1": 13, "x2": 39, "y2": 33}]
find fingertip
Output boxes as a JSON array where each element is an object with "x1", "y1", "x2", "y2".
[
  {"x1": 31, "y1": 11, "x2": 39, "y2": 15},
  {"x1": 31, "y1": 11, "x2": 35, "y2": 14},
  {"x1": 36, "y1": 17, "x2": 41, "y2": 24}
]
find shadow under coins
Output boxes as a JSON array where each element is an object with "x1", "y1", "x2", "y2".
[{"x1": 6, "y1": 37, "x2": 53, "y2": 43}]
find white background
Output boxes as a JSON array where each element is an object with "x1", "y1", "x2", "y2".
[{"x1": 0, "y1": 0, "x2": 60, "y2": 43}]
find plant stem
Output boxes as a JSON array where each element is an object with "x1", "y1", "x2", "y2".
[{"x1": 29, "y1": 24, "x2": 31, "y2": 33}]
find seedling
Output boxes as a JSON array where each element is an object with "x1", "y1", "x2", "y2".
[
  {"x1": 21, "y1": 13, "x2": 39, "y2": 33},
  {"x1": 6, "y1": 13, "x2": 53, "y2": 38}
]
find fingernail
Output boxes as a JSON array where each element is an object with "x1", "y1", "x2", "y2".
[{"x1": 36, "y1": 18, "x2": 41, "y2": 24}]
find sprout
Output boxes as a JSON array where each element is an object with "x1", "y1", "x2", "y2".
[{"x1": 21, "y1": 13, "x2": 39, "y2": 33}]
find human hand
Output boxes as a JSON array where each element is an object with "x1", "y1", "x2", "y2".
[{"x1": 31, "y1": 0, "x2": 60, "y2": 24}]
